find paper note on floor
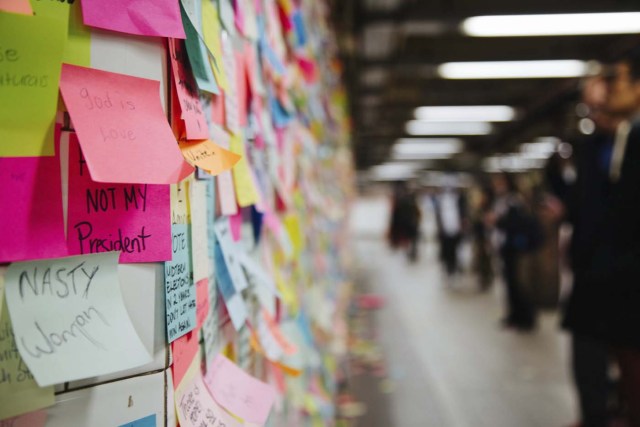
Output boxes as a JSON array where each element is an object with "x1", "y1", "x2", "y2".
[
  {"x1": 0, "y1": 410, "x2": 47, "y2": 427},
  {"x1": 0, "y1": 12, "x2": 66, "y2": 156},
  {"x1": 179, "y1": 139, "x2": 241, "y2": 175},
  {"x1": 168, "y1": 39, "x2": 209, "y2": 140},
  {"x1": 165, "y1": 224, "x2": 197, "y2": 342},
  {"x1": 0, "y1": 136, "x2": 68, "y2": 263},
  {"x1": 81, "y1": 0, "x2": 185, "y2": 38},
  {"x1": 66, "y1": 133, "x2": 172, "y2": 263},
  {"x1": 4, "y1": 252, "x2": 151, "y2": 387},
  {"x1": 203, "y1": 354, "x2": 276, "y2": 424},
  {"x1": 0, "y1": 301, "x2": 54, "y2": 420},
  {"x1": 175, "y1": 358, "x2": 243, "y2": 427},
  {"x1": 59, "y1": 64, "x2": 193, "y2": 184}
]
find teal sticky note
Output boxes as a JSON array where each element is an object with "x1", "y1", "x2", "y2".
[
  {"x1": 165, "y1": 223, "x2": 197, "y2": 343},
  {"x1": 180, "y1": 3, "x2": 219, "y2": 94},
  {"x1": 120, "y1": 414, "x2": 156, "y2": 427}
]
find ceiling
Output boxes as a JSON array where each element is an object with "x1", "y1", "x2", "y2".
[{"x1": 329, "y1": 0, "x2": 640, "y2": 172}]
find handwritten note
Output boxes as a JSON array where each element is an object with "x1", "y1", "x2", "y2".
[
  {"x1": 66, "y1": 133, "x2": 171, "y2": 263},
  {"x1": 181, "y1": 3, "x2": 219, "y2": 94},
  {"x1": 165, "y1": 224, "x2": 197, "y2": 343},
  {"x1": 0, "y1": 0, "x2": 32, "y2": 15},
  {"x1": 189, "y1": 179, "x2": 210, "y2": 283},
  {"x1": 119, "y1": 414, "x2": 156, "y2": 427},
  {"x1": 0, "y1": 410, "x2": 47, "y2": 427},
  {"x1": 213, "y1": 241, "x2": 247, "y2": 332},
  {"x1": 0, "y1": 302, "x2": 54, "y2": 420},
  {"x1": 175, "y1": 358, "x2": 243, "y2": 427},
  {"x1": 203, "y1": 354, "x2": 276, "y2": 424},
  {"x1": 59, "y1": 64, "x2": 193, "y2": 184},
  {"x1": 179, "y1": 139, "x2": 241, "y2": 176},
  {"x1": 0, "y1": 12, "x2": 65, "y2": 156},
  {"x1": 169, "y1": 39, "x2": 209, "y2": 140},
  {"x1": 214, "y1": 220, "x2": 248, "y2": 292},
  {"x1": 4, "y1": 252, "x2": 151, "y2": 386},
  {"x1": 81, "y1": 0, "x2": 185, "y2": 38},
  {"x1": 171, "y1": 330, "x2": 199, "y2": 387},
  {"x1": 0, "y1": 140, "x2": 68, "y2": 263}
]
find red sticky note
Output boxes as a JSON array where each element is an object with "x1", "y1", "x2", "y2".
[
  {"x1": 0, "y1": 410, "x2": 47, "y2": 427},
  {"x1": 81, "y1": 0, "x2": 185, "y2": 38},
  {"x1": 196, "y1": 278, "x2": 210, "y2": 329},
  {"x1": 59, "y1": 64, "x2": 193, "y2": 184},
  {"x1": 0, "y1": 127, "x2": 67, "y2": 263},
  {"x1": 168, "y1": 39, "x2": 209, "y2": 140},
  {"x1": 66, "y1": 133, "x2": 172, "y2": 263},
  {"x1": 171, "y1": 330, "x2": 200, "y2": 387}
]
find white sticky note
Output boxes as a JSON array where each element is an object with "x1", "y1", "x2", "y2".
[
  {"x1": 189, "y1": 180, "x2": 210, "y2": 283},
  {"x1": 4, "y1": 252, "x2": 152, "y2": 386}
]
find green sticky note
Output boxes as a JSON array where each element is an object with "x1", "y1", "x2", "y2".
[
  {"x1": 0, "y1": 300, "x2": 54, "y2": 420},
  {"x1": 0, "y1": 12, "x2": 67, "y2": 156}
]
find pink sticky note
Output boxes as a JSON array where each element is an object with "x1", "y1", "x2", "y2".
[
  {"x1": 0, "y1": 410, "x2": 47, "y2": 427},
  {"x1": 0, "y1": 0, "x2": 32, "y2": 15},
  {"x1": 233, "y1": 0, "x2": 245, "y2": 35},
  {"x1": 211, "y1": 92, "x2": 226, "y2": 126},
  {"x1": 0, "y1": 128, "x2": 68, "y2": 263},
  {"x1": 204, "y1": 354, "x2": 277, "y2": 424},
  {"x1": 229, "y1": 210, "x2": 242, "y2": 242},
  {"x1": 59, "y1": 64, "x2": 193, "y2": 184},
  {"x1": 80, "y1": 0, "x2": 185, "y2": 38},
  {"x1": 169, "y1": 39, "x2": 209, "y2": 140},
  {"x1": 234, "y1": 49, "x2": 249, "y2": 127},
  {"x1": 66, "y1": 133, "x2": 171, "y2": 263},
  {"x1": 196, "y1": 278, "x2": 210, "y2": 329},
  {"x1": 171, "y1": 330, "x2": 200, "y2": 387}
]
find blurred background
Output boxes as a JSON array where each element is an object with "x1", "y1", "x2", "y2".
[{"x1": 329, "y1": 1, "x2": 640, "y2": 426}]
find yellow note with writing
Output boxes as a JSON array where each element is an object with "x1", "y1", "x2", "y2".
[
  {"x1": 0, "y1": 300, "x2": 54, "y2": 420},
  {"x1": 284, "y1": 213, "x2": 304, "y2": 257},
  {"x1": 0, "y1": 12, "x2": 66, "y2": 156},
  {"x1": 230, "y1": 133, "x2": 260, "y2": 207},
  {"x1": 201, "y1": 0, "x2": 228, "y2": 91}
]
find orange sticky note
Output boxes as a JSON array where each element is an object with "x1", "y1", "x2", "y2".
[
  {"x1": 0, "y1": 0, "x2": 32, "y2": 15},
  {"x1": 179, "y1": 139, "x2": 241, "y2": 176},
  {"x1": 59, "y1": 64, "x2": 193, "y2": 184}
]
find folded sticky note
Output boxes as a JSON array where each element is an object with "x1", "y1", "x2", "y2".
[
  {"x1": 81, "y1": 0, "x2": 185, "y2": 38},
  {"x1": 179, "y1": 139, "x2": 241, "y2": 176},
  {"x1": 4, "y1": 252, "x2": 152, "y2": 386},
  {"x1": 59, "y1": 64, "x2": 193, "y2": 184}
]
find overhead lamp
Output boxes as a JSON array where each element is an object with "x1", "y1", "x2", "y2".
[
  {"x1": 414, "y1": 105, "x2": 516, "y2": 122},
  {"x1": 438, "y1": 60, "x2": 596, "y2": 79},
  {"x1": 462, "y1": 13, "x2": 640, "y2": 37},
  {"x1": 520, "y1": 141, "x2": 558, "y2": 155},
  {"x1": 405, "y1": 120, "x2": 492, "y2": 135},
  {"x1": 368, "y1": 162, "x2": 422, "y2": 181},
  {"x1": 393, "y1": 138, "x2": 463, "y2": 153}
]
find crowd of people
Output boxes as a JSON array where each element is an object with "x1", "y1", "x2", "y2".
[{"x1": 385, "y1": 49, "x2": 640, "y2": 427}]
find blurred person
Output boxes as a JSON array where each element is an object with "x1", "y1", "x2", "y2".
[
  {"x1": 387, "y1": 180, "x2": 422, "y2": 262},
  {"x1": 433, "y1": 178, "x2": 467, "y2": 278},
  {"x1": 563, "y1": 51, "x2": 640, "y2": 427},
  {"x1": 487, "y1": 172, "x2": 541, "y2": 331},
  {"x1": 470, "y1": 183, "x2": 495, "y2": 291}
]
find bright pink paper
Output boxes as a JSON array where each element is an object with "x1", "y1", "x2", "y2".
[
  {"x1": 66, "y1": 133, "x2": 171, "y2": 263},
  {"x1": 81, "y1": 0, "x2": 185, "y2": 38},
  {"x1": 196, "y1": 278, "x2": 210, "y2": 329},
  {"x1": 169, "y1": 39, "x2": 209, "y2": 140},
  {"x1": 171, "y1": 330, "x2": 199, "y2": 387},
  {"x1": 204, "y1": 354, "x2": 277, "y2": 424},
  {"x1": 0, "y1": 127, "x2": 67, "y2": 263},
  {"x1": 211, "y1": 92, "x2": 226, "y2": 126},
  {"x1": 229, "y1": 210, "x2": 242, "y2": 242},
  {"x1": 234, "y1": 50, "x2": 249, "y2": 127},
  {"x1": 233, "y1": 0, "x2": 245, "y2": 35},
  {"x1": 59, "y1": 64, "x2": 193, "y2": 184},
  {"x1": 0, "y1": 410, "x2": 47, "y2": 427}
]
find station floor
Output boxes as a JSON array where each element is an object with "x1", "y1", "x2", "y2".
[{"x1": 346, "y1": 236, "x2": 576, "y2": 427}]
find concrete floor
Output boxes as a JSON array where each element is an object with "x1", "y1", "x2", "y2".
[{"x1": 349, "y1": 237, "x2": 576, "y2": 427}]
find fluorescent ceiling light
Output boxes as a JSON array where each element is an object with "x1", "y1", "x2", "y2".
[
  {"x1": 462, "y1": 13, "x2": 640, "y2": 37},
  {"x1": 406, "y1": 120, "x2": 492, "y2": 135},
  {"x1": 393, "y1": 153, "x2": 455, "y2": 160},
  {"x1": 438, "y1": 60, "x2": 595, "y2": 79},
  {"x1": 414, "y1": 106, "x2": 516, "y2": 122},
  {"x1": 392, "y1": 139, "x2": 463, "y2": 159},
  {"x1": 520, "y1": 141, "x2": 558, "y2": 154},
  {"x1": 369, "y1": 162, "x2": 422, "y2": 180}
]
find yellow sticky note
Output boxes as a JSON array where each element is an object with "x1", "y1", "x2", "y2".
[
  {"x1": 0, "y1": 300, "x2": 54, "y2": 420},
  {"x1": 201, "y1": 0, "x2": 229, "y2": 91},
  {"x1": 171, "y1": 178, "x2": 192, "y2": 225},
  {"x1": 0, "y1": 12, "x2": 66, "y2": 156},
  {"x1": 230, "y1": 133, "x2": 260, "y2": 207},
  {"x1": 64, "y1": 0, "x2": 91, "y2": 66},
  {"x1": 284, "y1": 214, "x2": 304, "y2": 256}
]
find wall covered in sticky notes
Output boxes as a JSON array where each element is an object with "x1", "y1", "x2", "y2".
[{"x1": 1, "y1": 0, "x2": 354, "y2": 426}]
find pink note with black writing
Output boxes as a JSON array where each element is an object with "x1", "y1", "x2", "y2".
[{"x1": 66, "y1": 132, "x2": 171, "y2": 263}]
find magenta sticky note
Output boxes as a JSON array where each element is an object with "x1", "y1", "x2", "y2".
[
  {"x1": 81, "y1": 0, "x2": 186, "y2": 38},
  {"x1": 66, "y1": 132, "x2": 172, "y2": 263},
  {"x1": 0, "y1": 129, "x2": 68, "y2": 263},
  {"x1": 204, "y1": 354, "x2": 277, "y2": 424}
]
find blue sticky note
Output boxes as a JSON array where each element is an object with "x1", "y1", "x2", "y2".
[
  {"x1": 164, "y1": 224, "x2": 197, "y2": 342},
  {"x1": 214, "y1": 241, "x2": 236, "y2": 301},
  {"x1": 251, "y1": 205, "x2": 263, "y2": 245},
  {"x1": 292, "y1": 9, "x2": 307, "y2": 47},
  {"x1": 270, "y1": 95, "x2": 293, "y2": 128},
  {"x1": 181, "y1": 4, "x2": 219, "y2": 94},
  {"x1": 120, "y1": 414, "x2": 156, "y2": 427}
]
